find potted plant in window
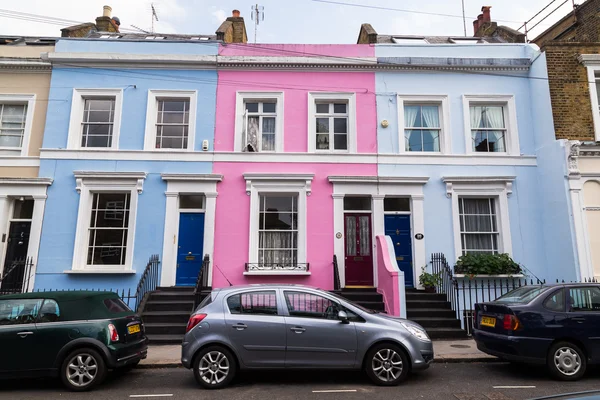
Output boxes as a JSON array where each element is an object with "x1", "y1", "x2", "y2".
[
  {"x1": 419, "y1": 266, "x2": 442, "y2": 293},
  {"x1": 454, "y1": 253, "x2": 522, "y2": 278}
]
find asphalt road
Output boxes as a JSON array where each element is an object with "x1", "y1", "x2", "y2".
[{"x1": 2, "y1": 363, "x2": 600, "y2": 400}]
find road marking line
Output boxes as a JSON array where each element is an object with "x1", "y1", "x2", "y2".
[
  {"x1": 129, "y1": 395, "x2": 174, "y2": 398},
  {"x1": 493, "y1": 386, "x2": 536, "y2": 389},
  {"x1": 312, "y1": 389, "x2": 358, "y2": 393}
]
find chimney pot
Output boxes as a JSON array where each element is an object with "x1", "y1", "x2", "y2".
[
  {"x1": 103, "y1": 5, "x2": 112, "y2": 17},
  {"x1": 481, "y1": 6, "x2": 491, "y2": 23},
  {"x1": 232, "y1": 9, "x2": 240, "y2": 17},
  {"x1": 473, "y1": 19, "x2": 480, "y2": 36}
]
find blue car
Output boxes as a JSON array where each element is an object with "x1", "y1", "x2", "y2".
[{"x1": 473, "y1": 284, "x2": 600, "y2": 381}]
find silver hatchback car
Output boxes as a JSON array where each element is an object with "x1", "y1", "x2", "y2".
[{"x1": 181, "y1": 284, "x2": 433, "y2": 389}]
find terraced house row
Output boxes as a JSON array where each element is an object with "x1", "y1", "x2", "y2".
[{"x1": 1, "y1": 3, "x2": 599, "y2": 341}]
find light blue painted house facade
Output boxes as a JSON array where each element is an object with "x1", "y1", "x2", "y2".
[
  {"x1": 34, "y1": 38, "x2": 220, "y2": 292},
  {"x1": 368, "y1": 37, "x2": 578, "y2": 286}
]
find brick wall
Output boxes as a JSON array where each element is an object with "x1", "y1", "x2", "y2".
[
  {"x1": 545, "y1": 43, "x2": 600, "y2": 140},
  {"x1": 574, "y1": 0, "x2": 600, "y2": 42}
]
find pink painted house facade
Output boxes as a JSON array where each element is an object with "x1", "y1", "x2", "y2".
[{"x1": 211, "y1": 44, "x2": 380, "y2": 290}]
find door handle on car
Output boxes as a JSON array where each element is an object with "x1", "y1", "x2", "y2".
[
  {"x1": 572, "y1": 317, "x2": 586, "y2": 323},
  {"x1": 17, "y1": 331, "x2": 34, "y2": 338},
  {"x1": 232, "y1": 323, "x2": 247, "y2": 331},
  {"x1": 290, "y1": 326, "x2": 305, "y2": 333}
]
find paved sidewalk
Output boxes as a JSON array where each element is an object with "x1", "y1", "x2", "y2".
[{"x1": 139, "y1": 339, "x2": 497, "y2": 368}]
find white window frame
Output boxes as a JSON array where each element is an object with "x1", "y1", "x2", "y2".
[
  {"x1": 0, "y1": 94, "x2": 36, "y2": 156},
  {"x1": 70, "y1": 172, "x2": 146, "y2": 273},
  {"x1": 397, "y1": 95, "x2": 451, "y2": 154},
  {"x1": 308, "y1": 92, "x2": 357, "y2": 153},
  {"x1": 583, "y1": 63, "x2": 600, "y2": 142},
  {"x1": 243, "y1": 173, "x2": 313, "y2": 275},
  {"x1": 234, "y1": 92, "x2": 284, "y2": 153},
  {"x1": 462, "y1": 95, "x2": 520, "y2": 156},
  {"x1": 443, "y1": 176, "x2": 515, "y2": 262},
  {"x1": 457, "y1": 197, "x2": 500, "y2": 255},
  {"x1": 144, "y1": 90, "x2": 198, "y2": 152},
  {"x1": 67, "y1": 89, "x2": 123, "y2": 150}
]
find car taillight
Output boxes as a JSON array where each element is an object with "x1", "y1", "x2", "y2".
[
  {"x1": 503, "y1": 314, "x2": 520, "y2": 331},
  {"x1": 108, "y1": 323, "x2": 119, "y2": 342},
  {"x1": 186, "y1": 314, "x2": 207, "y2": 333}
]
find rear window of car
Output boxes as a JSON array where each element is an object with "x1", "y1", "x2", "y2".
[
  {"x1": 103, "y1": 298, "x2": 132, "y2": 313},
  {"x1": 494, "y1": 286, "x2": 550, "y2": 304}
]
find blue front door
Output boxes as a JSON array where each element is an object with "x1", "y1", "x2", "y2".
[
  {"x1": 384, "y1": 215, "x2": 414, "y2": 288},
  {"x1": 176, "y1": 213, "x2": 205, "y2": 286}
]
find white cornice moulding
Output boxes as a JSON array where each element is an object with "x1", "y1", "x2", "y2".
[
  {"x1": 39, "y1": 149, "x2": 538, "y2": 166},
  {"x1": 579, "y1": 54, "x2": 600, "y2": 65},
  {"x1": 243, "y1": 173, "x2": 315, "y2": 196},
  {"x1": 443, "y1": 176, "x2": 516, "y2": 198},
  {"x1": 0, "y1": 177, "x2": 53, "y2": 186},
  {"x1": 73, "y1": 171, "x2": 147, "y2": 194},
  {"x1": 161, "y1": 173, "x2": 223, "y2": 182},
  {"x1": 0, "y1": 59, "x2": 51, "y2": 71},
  {"x1": 328, "y1": 176, "x2": 430, "y2": 185}
]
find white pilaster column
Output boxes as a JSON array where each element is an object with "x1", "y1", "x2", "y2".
[
  {"x1": 204, "y1": 192, "x2": 218, "y2": 286},
  {"x1": 372, "y1": 194, "x2": 385, "y2": 288},
  {"x1": 160, "y1": 192, "x2": 179, "y2": 287},
  {"x1": 412, "y1": 195, "x2": 426, "y2": 289},
  {"x1": 27, "y1": 195, "x2": 47, "y2": 291},
  {"x1": 570, "y1": 180, "x2": 593, "y2": 280},
  {"x1": 0, "y1": 195, "x2": 9, "y2": 276},
  {"x1": 332, "y1": 193, "x2": 345, "y2": 288}
]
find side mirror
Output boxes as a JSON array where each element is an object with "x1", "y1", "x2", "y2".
[{"x1": 338, "y1": 310, "x2": 349, "y2": 324}]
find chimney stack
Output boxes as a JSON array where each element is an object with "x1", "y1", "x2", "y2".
[
  {"x1": 473, "y1": 19, "x2": 480, "y2": 35},
  {"x1": 96, "y1": 5, "x2": 120, "y2": 33},
  {"x1": 215, "y1": 9, "x2": 248, "y2": 43},
  {"x1": 481, "y1": 6, "x2": 491, "y2": 23}
]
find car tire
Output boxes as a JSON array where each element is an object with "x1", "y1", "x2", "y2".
[
  {"x1": 193, "y1": 346, "x2": 236, "y2": 389},
  {"x1": 60, "y1": 348, "x2": 107, "y2": 392},
  {"x1": 364, "y1": 343, "x2": 410, "y2": 386},
  {"x1": 547, "y1": 341, "x2": 587, "y2": 381}
]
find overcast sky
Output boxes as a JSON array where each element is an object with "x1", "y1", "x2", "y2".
[{"x1": 0, "y1": 0, "x2": 574, "y2": 43}]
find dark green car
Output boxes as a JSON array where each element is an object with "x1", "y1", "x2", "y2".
[{"x1": 0, "y1": 291, "x2": 148, "y2": 391}]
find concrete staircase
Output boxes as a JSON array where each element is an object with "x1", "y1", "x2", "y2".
[
  {"x1": 331, "y1": 288, "x2": 386, "y2": 312},
  {"x1": 141, "y1": 287, "x2": 196, "y2": 344},
  {"x1": 406, "y1": 290, "x2": 467, "y2": 339}
]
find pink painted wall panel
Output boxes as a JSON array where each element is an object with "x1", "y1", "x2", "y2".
[
  {"x1": 376, "y1": 235, "x2": 400, "y2": 316},
  {"x1": 219, "y1": 44, "x2": 375, "y2": 58},
  {"x1": 215, "y1": 71, "x2": 377, "y2": 153},
  {"x1": 212, "y1": 162, "x2": 377, "y2": 289}
]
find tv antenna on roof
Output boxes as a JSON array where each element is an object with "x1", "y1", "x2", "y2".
[
  {"x1": 151, "y1": 3, "x2": 159, "y2": 33},
  {"x1": 250, "y1": 4, "x2": 265, "y2": 44},
  {"x1": 461, "y1": 0, "x2": 467, "y2": 36}
]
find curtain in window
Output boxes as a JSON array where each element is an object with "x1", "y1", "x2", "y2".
[
  {"x1": 421, "y1": 106, "x2": 439, "y2": 128},
  {"x1": 260, "y1": 232, "x2": 295, "y2": 265},
  {"x1": 460, "y1": 198, "x2": 497, "y2": 254},
  {"x1": 245, "y1": 115, "x2": 259, "y2": 152},
  {"x1": 404, "y1": 106, "x2": 419, "y2": 128},
  {"x1": 345, "y1": 216, "x2": 356, "y2": 256},
  {"x1": 359, "y1": 216, "x2": 370, "y2": 256},
  {"x1": 484, "y1": 107, "x2": 506, "y2": 152},
  {"x1": 262, "y1": 117, "x2": 276, "y2": 151},
  {"x1": 470, "y1": 106, "x2": 484, "y2": 128}
]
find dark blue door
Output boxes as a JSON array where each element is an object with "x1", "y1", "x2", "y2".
[
  {"x1": 384, "y1": 215, "x2": 414, "y2": 288},
  {"x1": 176, "y1": 213, "x2": 205, "y2": 286}
]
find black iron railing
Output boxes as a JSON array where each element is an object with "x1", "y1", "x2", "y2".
[
  {"x1": 132, "y1": 254, "x2": 160, "y2": 313},
  {"x1": 194, "y1": 255, "x2": 211, "y2": 307},
  {"x1": 0, "y1": 257, "x2": 34, "y2": 295},
  {"x1": 333, "y1": 255, "x2": 341, "y2": 291},
  {"x1": 245, "y1": 263, "x2": 309, "y2": 272},
  {"x1": 431, "y1": 253, "x2": 459, "y2": 320}
]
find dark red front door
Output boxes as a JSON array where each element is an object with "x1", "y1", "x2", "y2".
[{"x1": 344, "y1": 213, "x2": 374, "y2": 286}]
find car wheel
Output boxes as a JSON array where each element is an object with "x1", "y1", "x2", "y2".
[
  {"x1": 60, "y1": 348, "x2": 107, "y2": 392},
  {"x1": 547, "y1": 341, "x2": 587, "y2": 381},
  {"x1": 365, "y1": 343, "x2": 409, "y2": 386},
  {"x1": 193, "y1": 346, "x2": 236, "y2": 389}
]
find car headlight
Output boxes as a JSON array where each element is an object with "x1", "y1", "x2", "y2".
[{"x1": 401, "y1": 322, "x2": 430, "y2": 341}]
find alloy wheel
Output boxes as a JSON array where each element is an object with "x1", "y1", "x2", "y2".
[
  {"x1": 198, "y1": 351, "x2": 230, "y2": 385},
  {"x1": 66, "y1": 353, "x2": 99, "y2": 388},
  {"x1": 554, "y1": 347, "x2": 581, "y2": 376},
  {"x1": 372, "y1": 348, "x2": 403, "y2": 382}
]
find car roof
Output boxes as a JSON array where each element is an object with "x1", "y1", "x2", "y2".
[
  {"x1": 0, "y1": 290, "x2": 121, "y2": 302},
  {"x1": 214, "y1": 284, "x2": 321, "y2": 293}
]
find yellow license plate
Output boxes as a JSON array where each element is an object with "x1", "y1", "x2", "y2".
[
  {"x1": 481, "y1": 316, "x2": 496, "y2": 328},
  {"x1": 128, "y1": 324, "x2": 141, "y2": 334}
]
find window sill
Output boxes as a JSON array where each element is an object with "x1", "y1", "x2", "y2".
[
  {"x1": 64, "y1": 269, "x2": 136, "y2": 275},
  {"x1": 243, "y1": 271, "x2": 311, "y2": 276}
]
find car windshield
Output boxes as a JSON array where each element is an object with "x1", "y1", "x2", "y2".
[
  {"x1": 494, "y1": 286, "x2": 550, "y2": 304},
  {"x1": 328, "y1": 292, "x2": 377, "y2": 314}
]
